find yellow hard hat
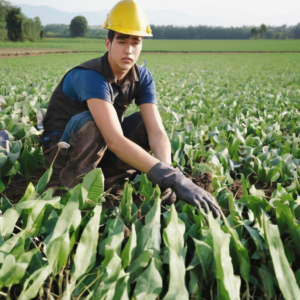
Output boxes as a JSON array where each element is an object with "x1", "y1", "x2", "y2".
[{"x1": 102, "y1": 0, "x2": 152, "y2": 37}]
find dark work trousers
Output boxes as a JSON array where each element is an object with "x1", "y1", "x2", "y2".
[{"x1": 42, "y1": 112, "x2": 150, "y2": 190}]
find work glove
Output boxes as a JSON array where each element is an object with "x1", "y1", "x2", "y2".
[
  {"x1": 161, "y1": 188, "x2": 176, "y2": 206},
  {"x1": 147, "y1": 162, "x2": 221, "y2": 218}
]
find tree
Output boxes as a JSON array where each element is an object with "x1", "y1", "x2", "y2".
[
  {"x1": 292, "y1": 23, "x2": 300, "y2": 39},
  {"x1": 6, "y1": 6, "x2": 44, "y2": 41},
  {"x1": 0, "y1": 0, "x2": 9, "y2": 41},
  {"x1": 250, "y1": 27, "x2": 258, "y2": 39},
  {"x1": 6, "y1": 6, "x2": 23, "y2": 41},
  {"x1": 260, "y1": 24, "x2": 267, "y2": 39},
  {"x1": 70, "y1": 16, "x2": 87, "y2": 37}
]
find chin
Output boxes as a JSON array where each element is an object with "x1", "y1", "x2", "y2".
[{"x1": 119, "y1": 63, "x2": 133, "y2": 71}]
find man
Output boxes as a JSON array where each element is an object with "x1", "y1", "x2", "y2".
[{"x1": 41, "y1": 0, "x2": 221, "y2": 217}]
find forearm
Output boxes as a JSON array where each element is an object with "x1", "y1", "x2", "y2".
[
  {"x1": 108, "y1": 136, "x2": 160, "y2": 174},
  {"x1": 149, "y1": 133, "x2": 172, "y2": 165}
]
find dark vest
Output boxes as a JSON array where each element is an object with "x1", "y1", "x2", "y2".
[{"x1": 42, "y1": 52, "x2": 141, "y2": 135}]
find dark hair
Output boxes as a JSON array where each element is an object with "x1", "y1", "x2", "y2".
[{"x1": 107, "y1": 30, "x2": 115, "y2": 43}]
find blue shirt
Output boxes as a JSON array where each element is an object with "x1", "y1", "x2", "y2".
[{"x1": 62, "y1": 66, "x2": 156, "y2": 106}]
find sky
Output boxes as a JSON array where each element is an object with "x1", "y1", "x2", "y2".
[{"x1": 10, "y1": 0, "x2": 300, "y2": 26}]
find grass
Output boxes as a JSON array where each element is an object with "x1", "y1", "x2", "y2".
[{"x1": 0, "y1": 38, "x2": 299, "y2": 53}]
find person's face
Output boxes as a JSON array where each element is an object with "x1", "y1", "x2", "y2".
[{"x1": 105, "y1": 32, "x2": 143, "y2": 72}]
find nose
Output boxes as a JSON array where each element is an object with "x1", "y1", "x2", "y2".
[{"x1": 125, "y1": 44, "x2": 133, "y2": 54}]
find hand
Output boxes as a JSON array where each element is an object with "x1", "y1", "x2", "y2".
[
  {"x1": 161, "y1": 188, "x2": 176, "y2": 205},
  {"x1": 147, "y1": 162, "x2": 222, "y2": 218}
]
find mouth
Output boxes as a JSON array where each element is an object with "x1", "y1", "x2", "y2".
[{"x1": 122, "y1": 57, "x2": 133, "y2": 64}]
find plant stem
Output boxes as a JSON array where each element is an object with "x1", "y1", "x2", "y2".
[
  {"x1": 74, "y1": 272, "x2": 98, "y2": 290},
  {"x1": 58, "y1": 268, "x2": 65, "y2": 296},
  {"x1": 76, "y1": 273, "x2": 103, "y2": 300},
  {"x1": 51, "y1": 147, "x2": 61, "y2": 167},
  {"x1": 210, "y1": 280, "x2": 214, "y2": 300},
  {"x1": 49, "y1": 276, "x2": 53, "y2": 293}
]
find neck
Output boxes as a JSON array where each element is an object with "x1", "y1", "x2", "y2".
[{"x1": 107, "y1": 51, "x2": 130, "y2": 84}]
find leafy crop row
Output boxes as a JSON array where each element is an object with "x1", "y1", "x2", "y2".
[{"x1": 0, "y1": 53, "x2": 300, "y2": 299}]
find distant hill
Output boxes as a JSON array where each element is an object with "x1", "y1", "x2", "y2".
[{"x1": 18, "y1": 4, "x2": 240, "y2": 27}]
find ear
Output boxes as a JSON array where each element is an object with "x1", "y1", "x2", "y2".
[{"x1": 105, "y1": 37, "x2": 111, "y2": 51}]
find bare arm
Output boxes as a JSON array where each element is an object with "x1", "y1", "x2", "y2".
[
  {"x1": 87, "y1": 98, "x2": 159, "y2": 173},
  {"x1": 139, "y1": 103, "x2": 172, "y2": 165}
]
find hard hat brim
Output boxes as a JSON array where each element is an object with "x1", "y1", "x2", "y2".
[{"x1": 102, "y1": 25, "x2": 153, "y2": 37}]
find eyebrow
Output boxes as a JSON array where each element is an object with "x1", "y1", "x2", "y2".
[{"x1": 116, "y1": 35, "x2": 141, "y2": 41}]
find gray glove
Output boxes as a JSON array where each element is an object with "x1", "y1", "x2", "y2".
[
  {"x1": 161, "y1": 188, "x2": 176, "y2": 206},
  {"x1": 147, "y1": 162, "x2": 221, "y2": 218}
]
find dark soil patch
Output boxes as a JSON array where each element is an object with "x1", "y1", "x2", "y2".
[
  {"x1": 199, "y1": 155, "x2": 206, "y2": 163},
  {"x1": 1, "y1": 167, "x2": 63, "y2": 203},
  {"x1": 1, "y1": 166, "x2": 147, "y2": 217},
  {"x1": 187, "y1": 172, "x2": 214, "y2": 194},
  {"x1": 0, "y1": 49, "x2": 101, "y2": 59},
  {"x1": 102, "y1": 181, "x2": 144, "y2": 212},
  {"x1": 229, "y1": 180, "x2": 244, "y2": 199},
  {"x1": 2, "y1": 50, "x2": 300, "y2": 59},
  {"x1": 255, "y1": 182, "x2": 278, "y2": 199}
]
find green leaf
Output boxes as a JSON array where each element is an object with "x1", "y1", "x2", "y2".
[
  {"x1": 46, "y1": 232, "x2": 70, "y2": 274},
  {"x1": 163, "y1": 205, "x2": 189, "y2": 300},
  {"x1": 19, "y1": 148, "x2": 38, "y2": 181},
  {"x1": 120, "y1": 183, "x2": 133, "y2": 225},
  {"x1": 72, "y1": 205, "x2": 102, "y2": 281},
  {"x1": 135, "y1": 197, "x2": 161, "y2": 259},
  {"x1": 19, "y1": 182, "x2": 36, "y2": 203},
  {"x1": 81, "y1": 168, "x2": 104, "y2": 210},
  {"x1": 0, "y1": 254, "x2": 26, "y2": 288},
  {"x1": 193, "y1": 239, "x2": 214, "y2": 283},
  {"x1": 1, "y1": 152, "x2": 20, "y2": 178},
  {"x1": 0, "y1": 179, "x2": 5, "y2": 193},
  {"x1": 121, "y1": 223, "x2": 137, "y2": 269},
  {"x1": 276, "y1": 203, "x2": 300, "y2": 258},
  {"x1": 209, "y1": 213, "x2": 241, "y2": 300},
  {"x1": 222, "y1": 203, "x2": 250, "y2": 282},
  {"x1": 0, "y1": 231, "x2": 24, "y2": 264},
  {"x1": 19, "y1": 265, "x2": 51, "y2": 300},
  {"x1": 263, "y1": 215, "x2": 300, "y2": 299},
  {"x1": 25, "y1": 198, "x2": 61, "y2": 237},
  {"x1": 46, "y1": 185, "x2": 80, "y2": 244},
  {"x1": 36, "y1": 166, "x2": 53, "y2": 195},
  {"x1": 127, "y1": 249, "x2": 152, "y2": 284},
  {"x1": 112, "y1": 274, "x2": 130, "y2": 300},
  {"x1": 133, "y1": 258, "x2": 163, "y2": 300},
  {"x1": 244, "y1": 220, "x2": 268, "y2": 260}
]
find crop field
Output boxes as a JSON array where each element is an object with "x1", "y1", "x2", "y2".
[
  {"x1": 0, "y1": 52, "x2": 300, "y2": 299},
  {"x1": 0, "y1": 38, "x2": 299, "y2": 54}
]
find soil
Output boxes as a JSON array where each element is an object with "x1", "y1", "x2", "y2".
[
  {"x1": 1, "y1": 167, "x2": 144, "y2": 213},
  {"x1": 229, "y1": 180, "x2": 244, "y2": 199},
  {"x1": 1, "y1": 167, "x2": 63, "y2": 203},
  {"x1": 199, "y1": 155, "x2": 206, "y2": 164},
  {"x1": 254, "y1": 181, "x2": 278, "y2": 199},
  {"x1": 102, "y1": 181, "x2": 144, "y2": 212},
  {"x1": 187, "y1": 172, "x2": 214, "y2": 194},
  {"x1": 0, "y1": 48, "x2": 100, "y2": 58},
  {"x1": 1, "y1": 49, "x2": 300, "y2": 59}
]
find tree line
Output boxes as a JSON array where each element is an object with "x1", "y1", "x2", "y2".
[
  {"x1": 150, "y1": 23, "x2": 300, "y2": 40},
  {"x1": 1, "y1": 0, "x2": 300, "y2": 42},
  {"x1": 45, "y1": 22, "x2": 300, "y2": 40},
  {"x1": 0, "y1": 0, "x2": 43, "y2": 41}
]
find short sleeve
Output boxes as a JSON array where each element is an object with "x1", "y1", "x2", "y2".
[
  {"x1": 74, "y1": 69, "x2": 112, "y2": 103},
  {"x1": 135, "y1": 67, "x2": 156, "y2": 106},
  {"x1": 62, "y1": 68, "x2": 112, "y2": 104}
]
